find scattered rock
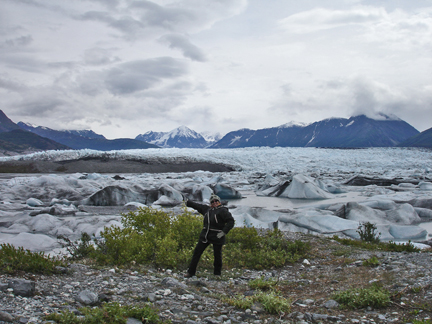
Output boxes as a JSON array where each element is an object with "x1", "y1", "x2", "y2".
[
  {"x1": 7, "y1": 278, "x2": 35, "y2": 297},
  {"x1": 75, "y1": 289, "x2": 99, "y2": 306}
]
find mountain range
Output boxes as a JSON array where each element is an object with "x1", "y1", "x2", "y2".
[
  {"x1": 16, "y1": 121, "x2": 158, "y2": 151},
  {"x1": 210, "y1": 114, "x2": 420, "y2": 148},
  {"x1": 0, "y1": 109, "x2": 430, "y2": 156}
]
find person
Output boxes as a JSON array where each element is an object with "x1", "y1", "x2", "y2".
[{"x1": 184, "y1": 193, "x2": 235, "y2": 278}]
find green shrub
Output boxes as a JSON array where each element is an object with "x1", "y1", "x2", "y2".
[
  {"x1": 94, "y1": 207, "x2": 202, "y2": 268},
  {"x1": 65, "y1": 207, "x2": 309, "y2": 270},
  {"x1": 45, "y1": 302, "x2": 164, "y2": 323},
  {"x1": 357, "y1": 222, "x2": 381, "y2": 243},
  {"x1": 222, "y1": 290, "x2": 291, "y2": 314},
  {"x1": 363, "y1": 255, "x2": 380, "y2": 267},
  {"x1": 57, "y1": 232, "x2": 95, "y2": 260},
  {"x1": 331, "y1": 236, "x2": 421, "y2": 253},
  {"x1": 0, "y1": 243, "x2": 65, "y2": 275},
  {"x1": 332, "y1": 284, "x2": 390, "y2": 309},
  {"x1": 225, "y1": 228, "x2": 309, "y2": 269},
  {"x1": 222, "y1": 294, "x2": 254, "y2": 309},
  {"x1": 248, "y1": 276, "x2": 278, "y2": 290},
  {"x1": 385, "y1": 240, "x2": 420, "y2": 252},
  {"x1": 255, "y1": 290, "x2": 291, "y2": 314}
]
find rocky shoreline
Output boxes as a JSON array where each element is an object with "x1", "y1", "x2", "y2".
[{"x1": 1, "y1": 233, "x2": 432, "y2": 324}]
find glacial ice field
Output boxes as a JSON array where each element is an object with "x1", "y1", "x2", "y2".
[{"x1": 0, "y1": 147, "x2": 432, "y2": 254}]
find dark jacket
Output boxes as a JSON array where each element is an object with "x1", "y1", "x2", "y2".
[{"x1": 186, "y1": 200, "x2": 235, "y2": 245}]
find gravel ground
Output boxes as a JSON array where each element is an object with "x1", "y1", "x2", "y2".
[{"x1": 1, "y1": 232, "x2": 432, "y2": 324}]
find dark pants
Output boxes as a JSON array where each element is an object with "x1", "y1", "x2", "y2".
[{"x1": 187, "y1": 241, "x2": 223, "y2": 276}]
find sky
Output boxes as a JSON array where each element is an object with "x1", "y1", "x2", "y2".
[{"x1": 0, "y1": 0, "x2": 431, "y2": 139}]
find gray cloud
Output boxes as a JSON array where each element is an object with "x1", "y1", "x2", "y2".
[
  {"x1": 160, "y1": 34, "x2": 207, "y2": 62},
  {"x1": 0, "y1": 74, "x2": 27, "y2": 92},
  {"x1": 104, "y1": 57, "x2": 189, "y2": 95},
  {"x1": 1, "y1": 35, "x2": 33, "y2": 48},
  {"x1": 278, "y1": 7, "x2": 386, "y2": 33},
  {"x1": 131, "y1": 1, "x2": 196, "y2": 31},
  {"x1": 75, "y1": 0, "x2": 247, "y2": 40},
  {"x1": 83, "y1": 47, "x2": 120, "y2": 66},
  {"x1": 14, "y1": 90, "x2": 67, "y2": 117}
]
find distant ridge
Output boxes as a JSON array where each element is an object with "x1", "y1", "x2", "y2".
[
  {"x1": 398, "y1": 127, "x2": 432, "y2": 148},
  {"x1": 0, "y1": 111, "x2": 70, "y2": 155},
  {"x1": 0, "y1": 110, "x2": 21, "y2": 133},
  {"x1": 17, "y1": 122, "x2": 158, "y2": 151},
  {"x1": 210, "y1": 114, "x2": 419, "y2": 148},
  {"x1": 0, "y1": 129, "x2": 69, "y2": 154}
]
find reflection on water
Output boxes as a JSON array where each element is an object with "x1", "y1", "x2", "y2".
[{"x1": 228, "y1": 190, "x2": 365, "y2": 211}]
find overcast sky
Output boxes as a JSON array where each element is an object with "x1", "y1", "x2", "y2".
[{"x1": 1, "y1": 0, "x2": 431, "y2": 139}]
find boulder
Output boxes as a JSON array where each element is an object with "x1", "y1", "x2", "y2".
[
  {"x1": 157, "y1": 184, "x2": 183, "y2": 203},
  {"x1": 210, "y1": 183, "x2": 242, "y2": 199},
  {"x1": 279, "y1": 175, "x2": 334, "y2": 199},
  {"x1": 1, "y1": 223, "x2": 30, "y2": 234},
  {"x1": 82, "y1": 185, "x2": 148, "y2": 206},
  {"x1": 345, "y1": 202, "x2": 390, "y2": 224},
  {"x1": 76, "y1": 289, "x2": 99, "y2": 306},
  {"x1": 161, "y1": 277, "x2": 188, "y2": 289},
  {"x1": 184, "y1": 184, "x2": 213, "y2": 202},
  {"x1": 342, "y1": 223, "x2": 427, "y2": 241},
  {"x1": 415, "y1": 207, "x2": 432, "y2": 220},
  {"x1": 419, "y1": 182, "x2": 432, "y2": 190},
  {"x1": 49, "y1": 204, "x2": 77, "y2": 216},
  {"x1": 0, "y1": 310, "x2": 14, "y2": 323},
  {"x1": 27, "y1": 214, "x2": 63, "y2": 233},
  {"x1": 389, "y1": 225, "x2": 427, "y2": 240},
  {"x1": 49, "y1": 198, "x2": 72, "y2": 206},
  {"x1": 26, "y1": 198, "x2": 44, "y2": 207},
  {"x1": 1, "y1": 232, "x2": 59, "y2": 252},
  {"x1": 153, "y1": 195, "x2": 178, "y2": 207},
  {"x1": 408, "y1": 198, "x2": 432, "y2": 209},
  {"x1": 231, "y1": 206, "x2": 281, "y2": 229},
  {"x1": 82, "y1": 184, "x2": 183, "y2": 206},
  {"x1": 257, "y1": 180, "x2": 291, "y2": 197},
  {"x1": 361, "y1": 200, "x2": 398, "y2": 210},
  {"x1": 8, "y1": 278, "x2": 35, "y2": 297},
  {"x1": 385, "y1": 203, "x2": 421, "y2": 224},
  {"x1": 278, "y1": 212, "x2": 359, "y2": 234},
  {"x1": 344, "y1": 175, "x2": 417, "y2": 186},
  {"x1": 342, "y1": 225, "x2": 394, "y2": 241}
]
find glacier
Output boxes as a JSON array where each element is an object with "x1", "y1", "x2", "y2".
[{"x1": 0, "y1": 147, "x2": 431, "y2": 254}]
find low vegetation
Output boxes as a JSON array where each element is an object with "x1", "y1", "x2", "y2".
[
  {"x1": 332, "y1": 221, "x2": 421, "y2": 253},
  {"x1": 332, "y1": 284, "x2": 391, "y2": 309},
  {"x1": 0, "y1": 243, "x2": 65, "y2": 274},
  {"x1": 58, "y1": 206, "x2": 310, "y2": 270},
  {"x1": 44, "y1": 302, "x2": 166, "y2": 324},
  {"x1": 221, "y1": 290, "x2": 291, "y2": 315}
]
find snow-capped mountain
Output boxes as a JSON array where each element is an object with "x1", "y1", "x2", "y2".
[
  {"x1": 210, "y1": 114, "x2": 419, "y2": 148},
  {"x1": 200, "y1": 131, "x2": 223, "y2": 145},
  {"x1": 135, "y1": 126, "x2": 209, "y2": 148},
  {"x1": 63, "y1": 129, "x2": 106, "y2": 140}
]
